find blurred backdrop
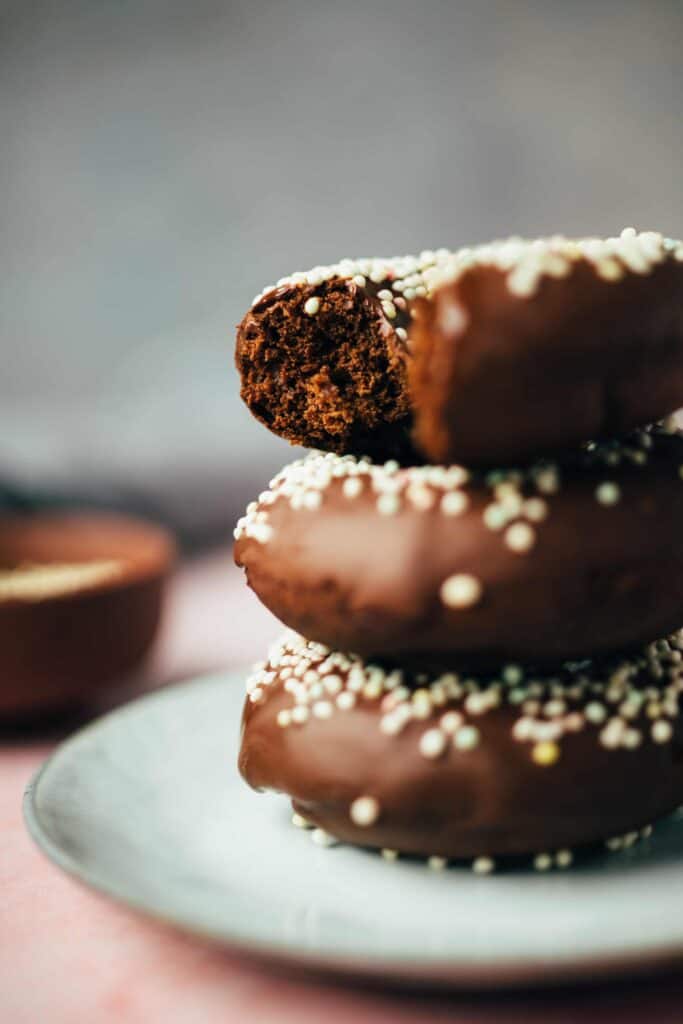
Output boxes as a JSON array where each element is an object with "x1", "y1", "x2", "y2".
[{"x1": 2, "y1": 0, "x2": 682, "y2": 545}]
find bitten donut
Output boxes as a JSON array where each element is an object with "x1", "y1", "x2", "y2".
[
  {"x1": 236, "y1": 251, "x2": 448, "y2": 460},
  {"x1": 235, "y1": 230, "x2": 683, "y2": 464},
  {"x1": 239, "y1": 632, "x2": 683, "y2": 861},
  {"x1": 234, "y1": 423, "x2": 683, "y2": 666}
]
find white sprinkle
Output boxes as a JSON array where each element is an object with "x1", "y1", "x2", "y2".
[
  {"x1": 596, "y1": 482, "x2": 621, "y2": 506},
  {"x1": 652, "y1": 719, "x2": 673, "y2": 743},
  {"x1": 502, "y1": 664, "x2": 524, "y2": 685},
  {"x1": 483, "y1": 503, "x2": 509, "y2": 531},
  {"x1": 311, "y1": 828, "x2": 337, "y2": 847},
  {"x1": 312, "y1": 700, "x2": 333, "y2": 719},
  {"x1": 336, "y1": 691, "x2": 356, "y2": 711},
  {"x1": 276, "y1": 709, "x2": 292, "y2": 728},
  {"x1": 419, "y1": 728, "x2": 448, "y2": 759},
  {"x1": 249, "y1": 523, "x2": 273, "y2": 544},
  {"x1": 523, "y1": 497, "x2": 549, "y2": 522},
  {"x1": 342, "y1": 477, "x2": 363, "y2": 499},
  {"x1": 534, "y1": 853, "x2": 553, "y2": 872},
  {"x1": 377, "y1": 493, "x2": 401, "y2": 516},
  {"x1": 440, "y1": 491, "x2": 469, "y2": 516},
  {"x1": 303, "y1": 490, "x2": 322, "y2": 510},
  {"x1": 454, "y1": 725, "x2": 480, "y2": 750},
  {"x1": 504, "y1": 522, "x2": 536, "y2": 553},
  {"x1": 555, "y1": 849, "x2": 573, "y2": 869},
  {"x1": 407, "y1": 485, "x2": 435, "y2": 511},
  {"x1": 350, "y1": 795, "x2": 380, "y2": 827},
  {"x1": 440, "y1": 573, "x2": 483, "y2": 609},
  {"x1": 323, "y1": 674, "x2": 343, "y2": 695},
  {"x1": 472, "y1": 856, "x2": 495, "y2": 875},
  {"x1": 292, "y1": 812, "x2": 312, "y2": 829},
  {"x1": 380, "y1": 713, "x2": 404, "y2": 735},
  {"x1": 623, "y1": 728, "x2": 642, "y2": 750},
  {"x1": 440, "y1": 710, "x2": 464, "y2": 734},
  {"x1": 428, "y1": 856, "x2": 448, "y2": 871},
  {"x1": 585, "y1": 701, "x2": 607, "y2": 724},
  {"x1": 381, "y1": 848, "x2": 399, "y2": 861},
  {"x1": 303, "y1": 296, "x2": 320, "y2": 315},
  {"x1": 535, "y1": 467, "x2": 560, "y2": 494},
  {"x1": 291, "y1": 705, "x2": 310, "y2": 725}
]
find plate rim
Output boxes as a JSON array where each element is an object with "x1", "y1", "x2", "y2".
[{"x1": 22, "y1": 672, "x2": 683, "y2": 989}]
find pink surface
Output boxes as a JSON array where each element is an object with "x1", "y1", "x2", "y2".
[{"x1": 2, "y1": 550, "x2": 683, "y2": 1023}]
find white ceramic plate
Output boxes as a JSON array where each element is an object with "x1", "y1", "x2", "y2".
[{"x1": 24, "y1": 673, "x2": 683, "y2": 988}]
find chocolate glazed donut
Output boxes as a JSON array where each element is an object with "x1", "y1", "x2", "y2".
[
  {"x1": 235, "y1": 231, "x2": 683, "y2": 465},
  {"x1": 410, "y1": 233, "x2": 683, "y2": 465},
  {"x1": 234, "y1": 426, "x2": 683, "y2": 667},
  {"x1": 239, "y1": 633, "x2": 683, "y2": 860}
]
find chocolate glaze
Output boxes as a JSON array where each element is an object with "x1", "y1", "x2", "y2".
[
  {"x1": 235, "y1": 431, "x2": 683, "y2": 666},
  {"x1": 411, "y1": 256, "x2": 683, "y2": 464},
  {"x1": 239, "y1": 636, "x2": 683, "y2": 858}
]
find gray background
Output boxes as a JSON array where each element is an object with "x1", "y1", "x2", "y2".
[{"x1": 2, "y1": 0, "x2": 682, "y2": 542}]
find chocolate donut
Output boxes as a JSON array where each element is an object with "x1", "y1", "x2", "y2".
[
  {"x1": 411, "y1": 230, "x2": 683, "y2": 464},
  {"x1": 235, "y1": 230, "x2": 683, "y2": 464},
  {"x1": 239, "y1": 632, "x2": 683, "y2": 861},
  {"x1": 234, "y1": 423, "x2": 683, "y2": 666}
]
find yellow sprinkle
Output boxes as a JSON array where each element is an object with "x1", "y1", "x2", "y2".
[{"x1": 532, "y1": 740, "x2": 560, "y2": 766}]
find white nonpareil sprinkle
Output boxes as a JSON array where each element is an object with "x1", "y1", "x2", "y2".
[
  {"x1": 428, "y1": 856, "x2": 448, "y2": 871},
  {"x1": 533, "y1": 853, "x2": 553, "y2": 871},
  {"x1": 311, "y1": 828, "x2": 337, "y2": 847},
  {"x1": 652, "y1": 719, "x2": 673, "y2": 743},
  {"x1": 472, "y1": 856, "x2": 495, "y2": 875},
  {"x1": 350, "y1": 795, "x2": 380, "y2": 827},
  {"x1": 523, "y1": 497, "x2": 549, "y2": 522},
  {"x1": 419, "y1": 728, "x2": 448, "y2": 759},
  {"x1": 595, "y1": 481, "x2": 621, "y2": 506},
  {"x1": 342, "y1": 477, "x2": 363, "y2": 499},
  {"x1": 439, "y1": 573, "x2": 483, "y2": 609},
  {"x1": 312, "y1": 700, "x2": 333, "y2": 719},
  {"x1": 504, "y1": 521, "x2": 536, "y2": 553},
  {"x1": 440, "y1": 490, "x2": 469, "y2": 516},
  {"x1": 291, "y1": 813, "x2": 312, "y2": 829},
  {"x1": 454, "y1": 725, "x2": 480, "y2": 751},
  {"x1": 303, "y1": 296, "x2": 320, "y2": 315},
  {"x1": 377, "y1": 493, "x2": 401, "y2": 517}
]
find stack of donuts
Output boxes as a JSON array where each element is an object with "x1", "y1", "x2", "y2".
[{"x1": 234, "y1": 228, "x2": 683, "y2": 871}]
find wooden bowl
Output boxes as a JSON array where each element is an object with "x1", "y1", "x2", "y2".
[{"x1": 0, "y1": 513, "x2": 175, "y2": 717}]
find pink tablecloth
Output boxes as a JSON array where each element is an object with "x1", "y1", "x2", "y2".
[{"x1": 2, "y1": 550, "x2": 683, "y2": 1023}]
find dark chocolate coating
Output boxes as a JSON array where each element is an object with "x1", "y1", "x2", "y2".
[
  {"x1": 239, "y1": 637, "x2": 683, "y2": 858},
  {"x1": 235, "y1": 432, "x2": 683, "y2": 666},
  {"x1": 0, "y1": 514, "x2": 174, "y2": 716},
  {"x1": 411, "y1": 257, "x2": 683, "y2": 465}
]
